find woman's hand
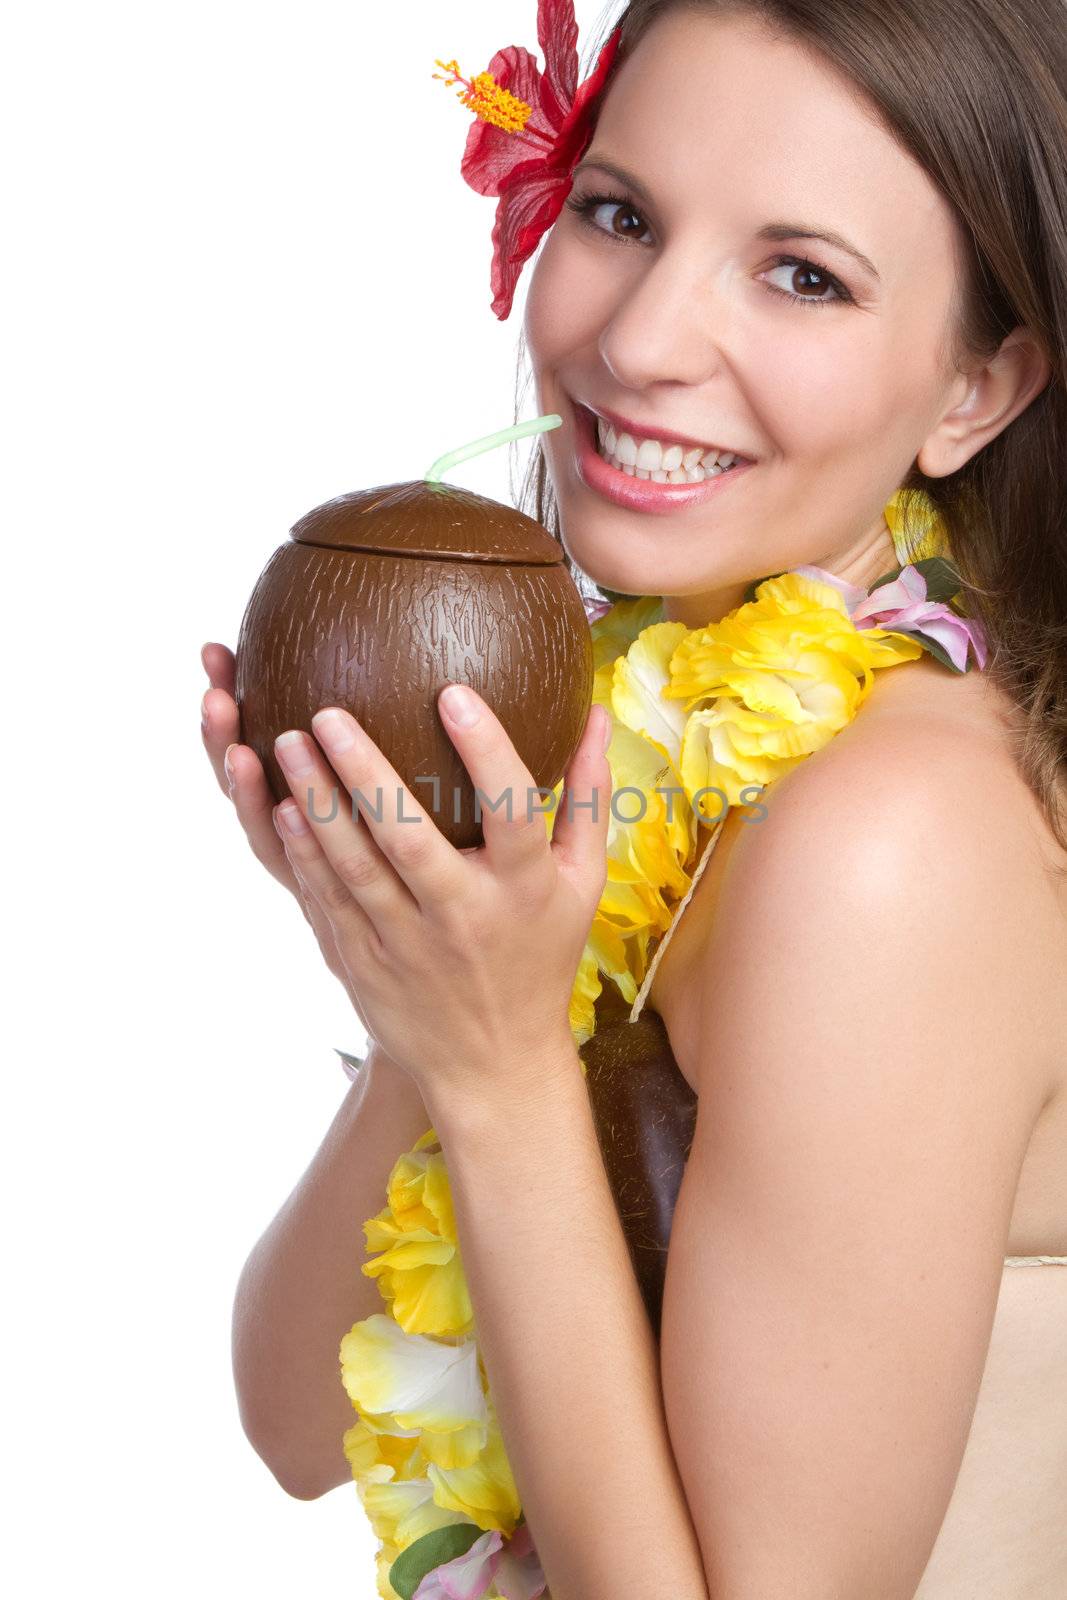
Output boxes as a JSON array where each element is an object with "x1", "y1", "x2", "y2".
[
  {"x1": 200, "y1": 642, "x2": 376, "y2": 1034},
  {"x1": 271, "y1": 685, "x2": 612, "y2": 1111}
]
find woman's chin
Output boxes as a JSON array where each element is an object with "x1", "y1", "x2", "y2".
[{"x1": 555, "y1": 529, "x2": 654, "y2": 598}]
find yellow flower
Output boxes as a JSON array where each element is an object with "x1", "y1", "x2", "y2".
[
  {"x1": 340, "y1": 1312, "x2": 488, "y2": 1439},
  {"x1": 552, "y1": 606, "x2": 709, "y2": 1019},
  {"x1": 568, "y1": 948, "x2": 603, "y2": 1046},
  {"x1": 664, "y1": 572, "x2": 922, "y2": 812},
  {"x1": 590, "y1": 593, "x2": 665, "y2": 674},
  {"x1": 361, "y1": 1135, "x2": 473, "y2": 1337},
  {"x1": 884, "y1": 485, "x2": 949, "y2": 566},
  {"x1": 610, "y1": 620, "x2": 690, "y2": 769}
]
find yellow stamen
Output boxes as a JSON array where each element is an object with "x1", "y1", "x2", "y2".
[{"x1": 433, "y1": 57, "x2": 534, "y2": 134}]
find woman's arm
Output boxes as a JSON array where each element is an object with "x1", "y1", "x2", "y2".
[
  {"x1": 659, "y1": 726, "x2": 1055, "y2": 1599},
  {"x1": 232, "y1": 1045, "x2": 432, "y2": 1499}
]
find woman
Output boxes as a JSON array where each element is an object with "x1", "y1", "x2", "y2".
[{"x1": 204, "y1": 2, "x2": 1067, "y2": 1595}]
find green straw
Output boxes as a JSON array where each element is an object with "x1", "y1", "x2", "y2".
[{"x1": 424, "y1": 413, "x2": 562, "y2": 483}]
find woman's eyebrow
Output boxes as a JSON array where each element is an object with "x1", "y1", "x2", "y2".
[{"x1": 573, "y1": 154, "x2": 881, "y2": 282}]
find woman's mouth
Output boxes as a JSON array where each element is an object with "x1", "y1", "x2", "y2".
[{"x1": 570, "y1": 403, "x2": 755, "y2": 516}]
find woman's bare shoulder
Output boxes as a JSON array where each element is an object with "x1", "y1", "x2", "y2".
[{"x1": 727, "y1": 663, "x2": 1067, "y2": 1102}]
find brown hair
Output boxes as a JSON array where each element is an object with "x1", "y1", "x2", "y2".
[{"x1": 509, "y1": 0, "x2": 1067, "y2": 853}]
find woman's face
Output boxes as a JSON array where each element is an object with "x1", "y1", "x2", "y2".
[{"x1": 524, "y1": 7, "x2": 973, "y2": 625}]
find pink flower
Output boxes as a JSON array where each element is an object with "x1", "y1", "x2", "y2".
[
  {"x1": 850, "y1": 564, "x2": 987, "y2": 672},
  {"x1": 412, "y1": 1523, "x2": 547, "y2": 1600},
  {"x1": 583, "y1": 595, "x2": 614, "y2": 625}
]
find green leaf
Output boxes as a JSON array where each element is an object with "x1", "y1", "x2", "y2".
[
  {"x1": 388, "y1": 1524, "x2": 487, "y2": 1600},
  {"x1": 911, "y1": 556, "x2": 963, "y2": 604},
  {"x1": 333, "y1": 1048, "x2": 366, "y2": 1075}
]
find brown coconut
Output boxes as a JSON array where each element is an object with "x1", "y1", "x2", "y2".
[{"x1": 234, "y1": 479, "x2": 594, "y2": 849}]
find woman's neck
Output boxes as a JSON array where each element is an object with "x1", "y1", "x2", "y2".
[{"x1": 660, "y1": 515, "x2": 900, "y2": 630}]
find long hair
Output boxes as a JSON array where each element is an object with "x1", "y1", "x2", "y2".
[{"x1": 508, "y1": 0, "x2": 1067, "y2": 852}]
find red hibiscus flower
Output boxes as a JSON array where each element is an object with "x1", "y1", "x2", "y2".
[{"x1": 434, "y1": 0, "x2": 623, "y2": 318}]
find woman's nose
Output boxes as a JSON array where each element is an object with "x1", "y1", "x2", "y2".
[{"x1": 597, "y1": 256, "x2": 729, "y2": 391}]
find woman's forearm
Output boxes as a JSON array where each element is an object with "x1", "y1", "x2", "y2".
[{"x1": 231, "y1": 1046, "x2": 432, "y2": 1499}]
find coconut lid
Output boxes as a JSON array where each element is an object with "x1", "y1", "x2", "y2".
[{"x1": 289, "y1": 480, "x2": 564, "y2": 565}]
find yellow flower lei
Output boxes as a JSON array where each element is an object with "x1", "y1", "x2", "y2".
[{"x1": 336, "y1": 489, "x2": 972, "y2": 1600}]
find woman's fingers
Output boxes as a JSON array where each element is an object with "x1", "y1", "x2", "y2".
[
  {"x1": 200, "y1": 641, "x2": 368, "y2": 1012},
  {"x1": 201, "y1": 640, "x2": 235, "y2": 695},
  {"x1": 223, "y1": 741, "x2": 307, "y2": 895},
  {"x1": 275, "y1": 796, "x2": 383, "y2": 954},
  {"x1": 200, "y1": 640, "x2": 301, "y2": 895},
  {"x1": 201, "y1": 642, "x2": 239, "y2": 796},
  {"x1": 271, "y1": 807, "x2": 366, "y2": 1000}
]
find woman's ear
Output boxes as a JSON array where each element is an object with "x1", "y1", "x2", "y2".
[{"x1": 917, "y1": 326, "x2": 1052, "y2": 477}]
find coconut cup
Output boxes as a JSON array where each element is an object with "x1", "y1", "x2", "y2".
[{"x1": 234, "y1": 476, "x2": 593, "y2": 850}]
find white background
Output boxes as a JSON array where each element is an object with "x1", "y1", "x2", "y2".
[{"x1": 4, "y1": 2, "x2": 616, "y2": 1592}]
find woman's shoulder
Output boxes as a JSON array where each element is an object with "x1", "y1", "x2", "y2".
[
  {"x1": 705, "y1": 657, "x2": 1067, "y2": 1097},
  {"x1": 809, "y1": 655, "x2": 1065, "y2": 882}
]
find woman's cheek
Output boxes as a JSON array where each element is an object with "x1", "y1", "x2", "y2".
[
  {"x1": 527, "y1": 228, "x2": 621, "y2": 352},
  {"x1": 746, "y1": 323, "x2": 886, "y2": 446}
]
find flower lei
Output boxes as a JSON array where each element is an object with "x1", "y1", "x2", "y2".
[{"x1": 336, "y1": 489, "x2": 986, "y2": 1600}]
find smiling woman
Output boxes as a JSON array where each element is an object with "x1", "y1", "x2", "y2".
[
  {"x1": 521, "y1": 1, "x2": 1067, "y2": 846},
  {"x1": 509, "y1": 2, "x2": 1067, "y2": 1595},
  {"x1": 218, "y1": 3, "x2": 1067, "y2": 1599}
]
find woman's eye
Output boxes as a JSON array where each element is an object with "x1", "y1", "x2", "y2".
[
  {"x1": 760, "y1": 257, "x2": 852, "y2": 309},
  {"x1": 563, "y1": 191, "x2": 854, "y2": 310},
  {"x1": 564, "y1": 190, "x2": 654, "y2": 246}
]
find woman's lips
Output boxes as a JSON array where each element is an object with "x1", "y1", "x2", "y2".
[{"x1": 571, "y1": 402, "x2": 754, "y2": 516}]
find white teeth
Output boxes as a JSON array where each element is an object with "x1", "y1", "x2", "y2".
[
  {"x1": 615, "y1": 431, "x2": 638, "y2": 467},
  {"x1": 593, "y1": 412, "x2": 744, "y2": 482}
]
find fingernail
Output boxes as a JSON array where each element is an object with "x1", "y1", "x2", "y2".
[
  {"x1": 600, "y1": 709, "x2": 613, "y2": 755},
  {"x1": 441, "y1": 684, "x2": 481, "y2": 726},
  {"x1": 275, "y1": 730, "x2": 315, "y2": 775},
  {"x1": 312, "y1": 706, "x2": 359, "y2": 754},
  {"x1": 224, "y1": 744, "x2": 237, "y2": 789},
  {"x1": 201, "y1": 692, "x2": 211, "y2": 728},
  {"x1": 278, "y1": 799, "x2": 310, "y2": 835}
]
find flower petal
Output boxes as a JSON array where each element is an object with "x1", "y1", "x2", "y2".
[
  {"x1": 340, "y1": 1314, "x2": 488, "y2": 1433},
  {"x1": 790, "y1": 564, "x2": 868, "y2": 612},
  {"x1": 412, "y1": 1528, "x2": 503, "y2": 1600},
  {"x1": 489, "y1": 167, "x2": 574, "y2": 318},
  {"x1": 535, "y1": 0, "x2": 579, "y2": 114},
  {"x1": 493, "y1": 1521, "x2": 549, "y2": 1600},
  {"x1": 460, "y1": 48, "x2": 562, "y2": 198},
  {"x1": 611, "y1": 621, "x2": 690, "y2": 768}
]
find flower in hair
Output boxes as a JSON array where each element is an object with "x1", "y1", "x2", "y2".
[{"x1": 434, "y1": 0, "x2": 622, "y2": 318}]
